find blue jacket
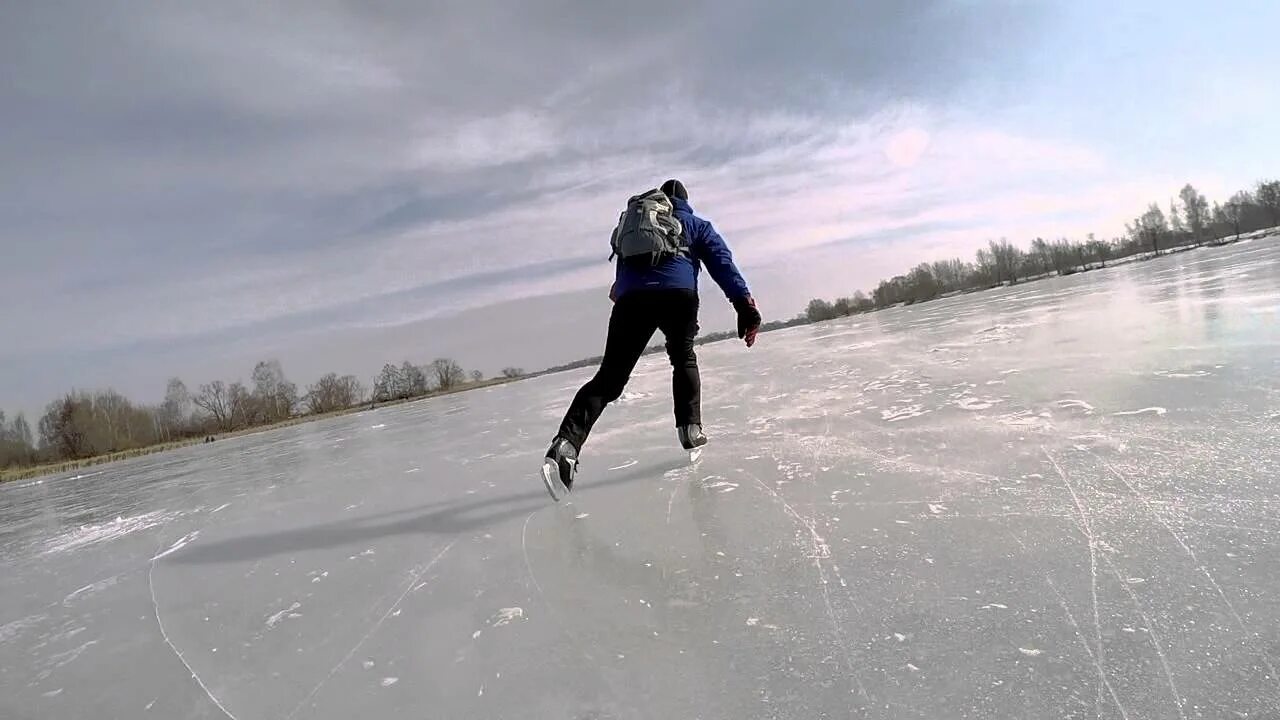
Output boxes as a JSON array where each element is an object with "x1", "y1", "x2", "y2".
[{"x1": 612, "y1": 197, "x2": 751, "y2": 302}]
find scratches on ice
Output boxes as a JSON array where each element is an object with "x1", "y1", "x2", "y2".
[
  {"x1": 1043, "y1": 447, "x2": 1115, "y2": 718},
  {"x1": 1091, "y1": 451, "x2": 1280, "y2": 689},
  {"x1": 522, "y1": 508, "x2": 629, "y2": 703},
  {"x1": 666, "y1": 482, "x2": 680, "y2": 526},
  {"x1": 284, "y1": 540, "x2": 456, "y2": 720},
  {"x1": 1104, "y1": 558, "x2": 1187, "y2": 720},
  {"x1": 745, "y1": 469, "x2": 868, "y2": 704},
  {"x1": 1044, "y1": 576, "x2": 1130, "y2": 720}
]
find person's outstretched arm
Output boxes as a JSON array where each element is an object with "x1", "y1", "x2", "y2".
[
  {"x1": 693, "y1": 219, "x2": 750, "y2": 301},
  {"x1": 692, "y1": 219, "x2": 761, "y2": 346}
]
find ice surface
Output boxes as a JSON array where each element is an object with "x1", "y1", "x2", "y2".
[{"x1": 2, "y1": 239, "x2": 1280, "y2": 719}]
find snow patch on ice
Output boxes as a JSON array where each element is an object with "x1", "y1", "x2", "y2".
[
  {"x1": 152, "y1": 531, "x2": 199, "y2": 561},
  {"x1": 882, "y1": 405, "x2": 930, "y2": 422},
  {"x1": 43, "y1": 511, "x2": 171, "y2": 555},
  {"x1": 37, "y1": 640, "x2": 99, "y2": 679},
  {"x1": 0, "y1": 614, "x2": 45, "y2": 643},
  {"x1": 1018, "y1": 647, "x2": 1042, "y2": 657},
  {"x1": 490, "y1": 607, "x2": 524, "y2": 627},
  {"x1": 265, "y1": 602, "x2": 302, "y2": 628},
  {"x1": 995, "y1": 411, "x2": 1054, "y2": 430},
  {"x1": 62, "y1": 575, "x2": 120, "y2": 605},
  {"x1": 1155, "y1": 369, "x2": 1211, "y2": 379},
  {"x1": 1054, "y1": 399, "x2": 1095, "y2": 412},
  {"x1": 700, "y1": 476, "x2": 739, "y2": 493},
  {"x1": 1113, "y1": 407, "x2": 1168, "y2": 417},
  {"x1": 380, "y1": 677, "x2": 398, "y2": 687},
  {"x1": 956, "y1": 397, "x2": 997, "y2": 411}
]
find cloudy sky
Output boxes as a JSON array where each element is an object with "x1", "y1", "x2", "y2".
[{"x1": 3, "y1": 0, "x2": 1279, "y2": 417}]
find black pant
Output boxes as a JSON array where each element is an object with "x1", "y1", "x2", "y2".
[{"x1": 557, "y1": 289, "x2": 701, "y2": 450}]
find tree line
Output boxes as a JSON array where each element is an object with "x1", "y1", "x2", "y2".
[
  {"x1": 804, "y1": 179, "x2": 1280, "y2": 322},
  {"x1": 0, "y1": 357, "x2": 516, "y2": 471}
]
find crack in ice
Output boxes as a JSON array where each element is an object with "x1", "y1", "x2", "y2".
[{"x1": 149, "y1": 533, "x2": 238, "y2": 720}]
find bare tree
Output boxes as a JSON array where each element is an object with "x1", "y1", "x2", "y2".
[
  {"x1": 987, "y1": 239, "x2": 1023, "y2": 285},
  {"x1": 1137, "y1": 204, "x2": 1169, "y2": 255},
  {"x1": 501, "y1": 367, "x2": 525, "y2": 379},
  {"x1": 193, "y1": 381, "x2": 232, "y2": 430},
  {"x1": 306, "y1": 373, "x2": 366, "y2": 414},
  {"x1": 0, "y1": 411, "x2": 37, "y2": 467},
  {"x1": 38, "y1": 393, "x2": 96, "y2": 459},
  {"x1": 1168, "y1": 198, "x2": 1185, "y2": 235},
  {"x1": 11, "y1": 413, "x2": 32, "y2": 448},
  {"x1": 805, "y1": 298, "x2": 836, "y2": 322},
  {"x1": 1222, "y1": 196, "x2": 1245, "y2": 242},
  {"x1": 158, "y1": 377, "x2": 190, "y2": 440},
  {"x1": 401, "y1": 361, "x2": 428, "y2": 397},
  {"x1": 1085, "y1": 234, "x2": 1113, "y2": 267},
  {"x1": 1256, "y1": 180, "x2": 1280, "y2": 226},
  {"x1": 1029, "y1": 238, "x2": 1052, "y2": 276},
  {"x1": 470, "y1": 370, "x2": 484, "y2": 383},
  {"x1": 228, "y1": 382, "x2": 255, "y2": 429},
  {"x1": 929, "y1": 258, "x2": 970, "y2": 291},
  {"x1": 251, "y1": 360, "x2": 297, "y2": 422},
  {"x1": 372, "y1": 364, "x2": 401, "y2": 402},
  {"x1": 906, "y1": 263, "x2": 941, "y2": 302},
  {"x1": 429, "y1": 358, "x2": 466, "y2": 391},
  {"x1": 1179, "y1": 184, "x2": 1209, "y2": 245}
]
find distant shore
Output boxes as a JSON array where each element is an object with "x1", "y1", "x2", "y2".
[{"x1": 0, "y1": 376, "x2": 521, "y2": 484}]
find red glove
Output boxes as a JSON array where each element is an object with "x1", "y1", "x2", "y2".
[{"x1": 733, "y1": 296, "x2": 761, "y2": 348}]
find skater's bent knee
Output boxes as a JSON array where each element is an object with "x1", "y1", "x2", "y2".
[{"x1": 587, "y1": 374, "x2": 630, "y2": 402}]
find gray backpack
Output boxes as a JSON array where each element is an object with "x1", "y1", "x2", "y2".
[{"x1": 609, "y1": 189, "x2": 686, "y2": 268}]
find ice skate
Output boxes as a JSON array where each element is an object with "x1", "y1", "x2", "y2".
[
  {"x1": 541, "y1": 437, "x2": 578, "y2": 502},
  {"x1": 678, "y1": 424, "x2": 708, "y2": 462}
]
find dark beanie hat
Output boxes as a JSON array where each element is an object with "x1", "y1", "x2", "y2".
[{"x1": 660, "y1": 179, "x2": 688, "y2": 201}]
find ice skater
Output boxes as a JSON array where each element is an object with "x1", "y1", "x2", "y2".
[{"x1": 542, "y1": 179, "x2": 762, "y2": 501}]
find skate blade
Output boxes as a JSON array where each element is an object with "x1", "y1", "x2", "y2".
[
  {"x1": 688, "y1": 447, "x2": 704, "y2": 463},
  {"x1": 540, "y1": 459, "x2": 568, "y2": 502}
]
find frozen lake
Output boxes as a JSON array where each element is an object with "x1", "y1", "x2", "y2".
[{"x1": 3, "y1": 237, "x2": 1279, "y2": 719}]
